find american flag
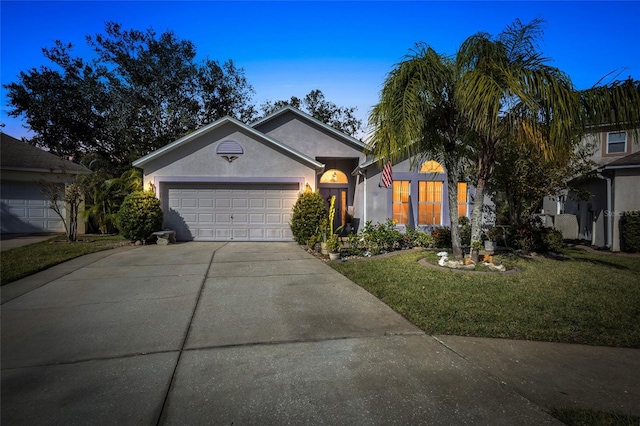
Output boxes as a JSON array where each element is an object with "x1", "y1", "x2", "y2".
[{"x1": 381, "y1": 160, "x2": 393, "y2": 188}]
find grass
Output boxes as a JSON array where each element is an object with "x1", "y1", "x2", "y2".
[
  {"x1": 1, "y1": 234, "x2": 129, "y2": 285},
  {"x1": 550, "y1": 407, "x2": 640, "y2": 426},
  {"x1": 330, "y1": 248, "x2": 640, "y2": 348}
]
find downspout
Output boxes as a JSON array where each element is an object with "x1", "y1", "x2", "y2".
[
  {"x1": 360, "y1": 170, "x2": 367, "y2": 225},
  {"x1": 596, "y1": 171, "x2": 612, "y2": 249}
]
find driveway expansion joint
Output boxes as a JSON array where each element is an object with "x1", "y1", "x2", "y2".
[
  {"x1": 183, "y1": 332, "x2": 429, "y2": 353},
  {"x1": 155, "y1": 242, "x2": 224, "y2": 426},
  {"x1": 0, "y1": 349, "x2": 182, "y2": 371}
]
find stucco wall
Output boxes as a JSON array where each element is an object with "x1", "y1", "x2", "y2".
[
  {"x1": 255, "y1": 113, "x2": 365, "y2": 160},
  {"x1": 353, "y1": 158, "x2": 488, "y2": 230},
  {"x1": 585, "y1": 130, "x2": 638, "y2": 167},
  {"x1": 612, "y1": 170, "x2": 640, "y2": 251},
  {"x1": 141, "y1": 123, "x2": 318, "y2": 194}
]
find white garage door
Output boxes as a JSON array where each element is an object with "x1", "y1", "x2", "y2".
[
  {"x1": 0, "y1": 181, "x2": 66, "y2": 234},
  {"x1": 164, "y1": 182, "x2": 299, "y2": 241}
]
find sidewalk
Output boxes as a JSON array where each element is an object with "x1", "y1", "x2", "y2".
[{"x1": 0, "y1": 233, "x2": 59, "y2": 251}]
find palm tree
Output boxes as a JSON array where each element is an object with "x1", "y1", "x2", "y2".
[
  {"x1": 369, "y1": 45, "x2": 472, "y2": 259},
  {"x1": 455, "y1": 18, "x2": 582, "y2": 246},
  {"x1": 371, "y1": 18, "x2": 640, "y2": 257},
  {"x1": 83, "y1": 168, "x2": 143, "y2": 234}
]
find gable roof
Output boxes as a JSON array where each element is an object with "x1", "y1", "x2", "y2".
[
  {"x1": 132, "y1": 116, "x2": 324, "y2": 170},
  {"x1": 1, "y1": 132, "x2": 91, "y2": 174},
  {"x1": 602, "y1": 150, "x2": 640, "y2": 169},
  {"x1": 251, "y1": 106, "x2": 367, "y2": 151}
]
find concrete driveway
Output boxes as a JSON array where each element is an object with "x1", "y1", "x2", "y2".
[{"x1": 2, "y1": 242, "x2": 634, "y2": 425}]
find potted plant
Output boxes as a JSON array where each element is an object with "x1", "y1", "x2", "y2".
[
  {"x1": 319, "y1": 218, "x2": 329, "y2": 254},
  {"x1": 327, "y1": 233, "x2": 342, "y2": 260},
  {"x1": 484, "y1": 227, "x2": 501, "y2": 251}
]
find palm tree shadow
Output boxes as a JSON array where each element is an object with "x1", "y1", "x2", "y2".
[{"x1": 567, "y1": 254, "x2": 631, "y2": 271}]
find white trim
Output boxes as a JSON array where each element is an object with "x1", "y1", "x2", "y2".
[{"x1": 605, "y1": 131, "x2": 627, "y2": 154}]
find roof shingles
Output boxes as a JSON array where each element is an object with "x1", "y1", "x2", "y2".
[{"x1": 1, "y1": 133, "x2": 90, "y2": 174}]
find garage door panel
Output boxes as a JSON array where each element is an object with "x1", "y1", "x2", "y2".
[
  {"x1": 198, "y1": 198, "x2": 214, "y2": 208},
  {"x1": 215, "y1": 229, "x2": 230, "y2": 239},
  {"x1": 233, "y1": 213, "x2": 249, "y2": 223},
  {"x1": 198, "y1": 228, "x2": 214, "y2": 238},
  {"x1": 265, "y1": 228, "x2": 282, "y2": 239},
  {"x1": 28, "y1": 208, "x2": 46, "y2": 218},
  {"x1": 248, "y1": 213, "x2": 263, "y2": 224},
  {"x1": 232, "y1": 199, "x2": 248, "y2": 209},
  {"x1": 215, "y1": 198, "x2": 231, "y2": 208},
  {"x1": 215, "y1": 213, "x2": 231, "y2": 223},
  {"x1": 1, "y1": 181, "x2": 66, "y2": 233},
  {"x1": 182, "y1": 198, "x2": 197, "y2": 208},
  {"x1": 266, "y1": 214, "x2": 281, "y2": 224},
  {"x1": 249, "y1": 199, "x2": 265, "y2": 209},
  {"x1": 164, "y1": 183, "x2": 298, "y2": 241},
  {"x1": 232, "y1": 229, "x2": 249, "y2": 239},
  {"x1": 198, "y1": 213, "x2": 213, "y2": 223},
  {"x1": 249, "y1": 229, "x2": 265, "y2": 239},
  {"x1": 266, "y1": 198, "x2": 283, "y2": 209}
]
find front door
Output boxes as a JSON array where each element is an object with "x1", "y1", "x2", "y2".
[{"x1": 320, "y1": 188, "x2": 347, "y2": 234}]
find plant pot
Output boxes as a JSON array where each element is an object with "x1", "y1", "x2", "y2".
[
  {"x1": 484, "y1": 240, "x2": 495, "y2": 251},
  {"x1": 320, "y1": 242, "x2": 328, "y2": 255},
  {"x1": 329, "y1": 252, "x2": 340, "y2": 261}
]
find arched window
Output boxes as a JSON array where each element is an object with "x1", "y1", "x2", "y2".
[
  {"x1": 420, "y1": 160, "x2": 444, "y2": 173},
  {"x1": 320, "y1": 169, "x2": 348, "y2": 184}
]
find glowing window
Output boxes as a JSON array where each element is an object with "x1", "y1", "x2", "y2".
[
  {"x1": 320, "y1": 169, "x2": 348, "y2": 184},
  {"x1": 420, "y1": 160, "x2": 444, "y2": 173},
  {"x1": 457, "y1": 182, "x2": 468, "y2": 218},
  {"x1": 392, "y1": 181, "x2": 410, "y2": 225},
  {"x1": 418, "y1": 181, "x2": 442, "y2": 225}
]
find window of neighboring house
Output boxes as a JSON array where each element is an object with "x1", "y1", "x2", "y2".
[
  {"x1": 606, "y1": 131, "x2": 627, "y2": 154},
  {"x1": 418, "y1": 181, "x2": 442, "y2": 225},
  {"x1": 457, "y1": 182, "x2": 468, "y2": 219},
  {"x1": 392, "y1": 180, "x2": 410, "y2": 225}
]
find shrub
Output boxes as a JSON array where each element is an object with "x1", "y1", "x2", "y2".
[
  {"x1": 346, "y1": 233, "x2": 363, "y2": 256},
  {"x1": 431, "y1": 227, "x2": 451, "y2": 249},
  {"x1": 512, "y1": 217, "x2": 564, "y2": 253},
  {"x1": 327, "y1": 233, "x2": 342, "y2": 253},
  {"x1": 620, "y1": 211, "x2": 640, "y2": 252},
  {"x1": 307, "y1": 234, "x2": 320, "y2": 250},
  {"x1": 116, "y1": 191, "x2": 163, "y2": 241},
  {"x1": 544, "y1": 229, "x2": 564, "y2": 253},
  {"x1": 359, "y1": 219, "x2": 405, "y2": 255},
  {"x1": 290, "y1": 191, "x2": 327, "y2": 245},
  {"x1": 410, "y1": 229, "x2": 434, "y2": 248}
]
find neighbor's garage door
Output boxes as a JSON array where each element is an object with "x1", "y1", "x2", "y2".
[
  {"x1": 0, "y1": 181, "x2": 66, "y2": 234},
  {"x1": 164, "y1": 182, "x2": 299, "y2": 241}
]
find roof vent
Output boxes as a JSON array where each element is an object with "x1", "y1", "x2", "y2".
[{"x1": 217, "y1": 140, "x2": 244, "y2": 155}]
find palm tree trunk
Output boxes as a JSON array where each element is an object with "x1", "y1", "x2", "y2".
[
  {"x1": 470, "y1": 175, "x2": 486, "y2": 237},
  {"x1": 446, "y1": 164, "x2": 463, "y2": 259}
]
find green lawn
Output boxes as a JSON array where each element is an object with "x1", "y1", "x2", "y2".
[
  {"x1": 331, "y1": 248, "x2": 640, "y2": 348},
  {"x1": 550, "y1": 407, "x2": 640, "y2": 426},
  {"x1": 1, "y1": 234, "x2": 129, "y2": 285}
]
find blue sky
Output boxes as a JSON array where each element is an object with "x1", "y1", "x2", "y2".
[{"x1": 2, "y1": 1, "x2": 639, "y2": 139}]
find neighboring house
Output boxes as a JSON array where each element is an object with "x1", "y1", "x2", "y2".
[
  {"x1": 133, "y1": 107, "x2": 480, "y2": 241},
  {"x1": 1, "y1": 133, "x2": 90, "y2": 234},
  {"x1": 543, "y1": 128, "x2": 640, "y2": 251}
]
